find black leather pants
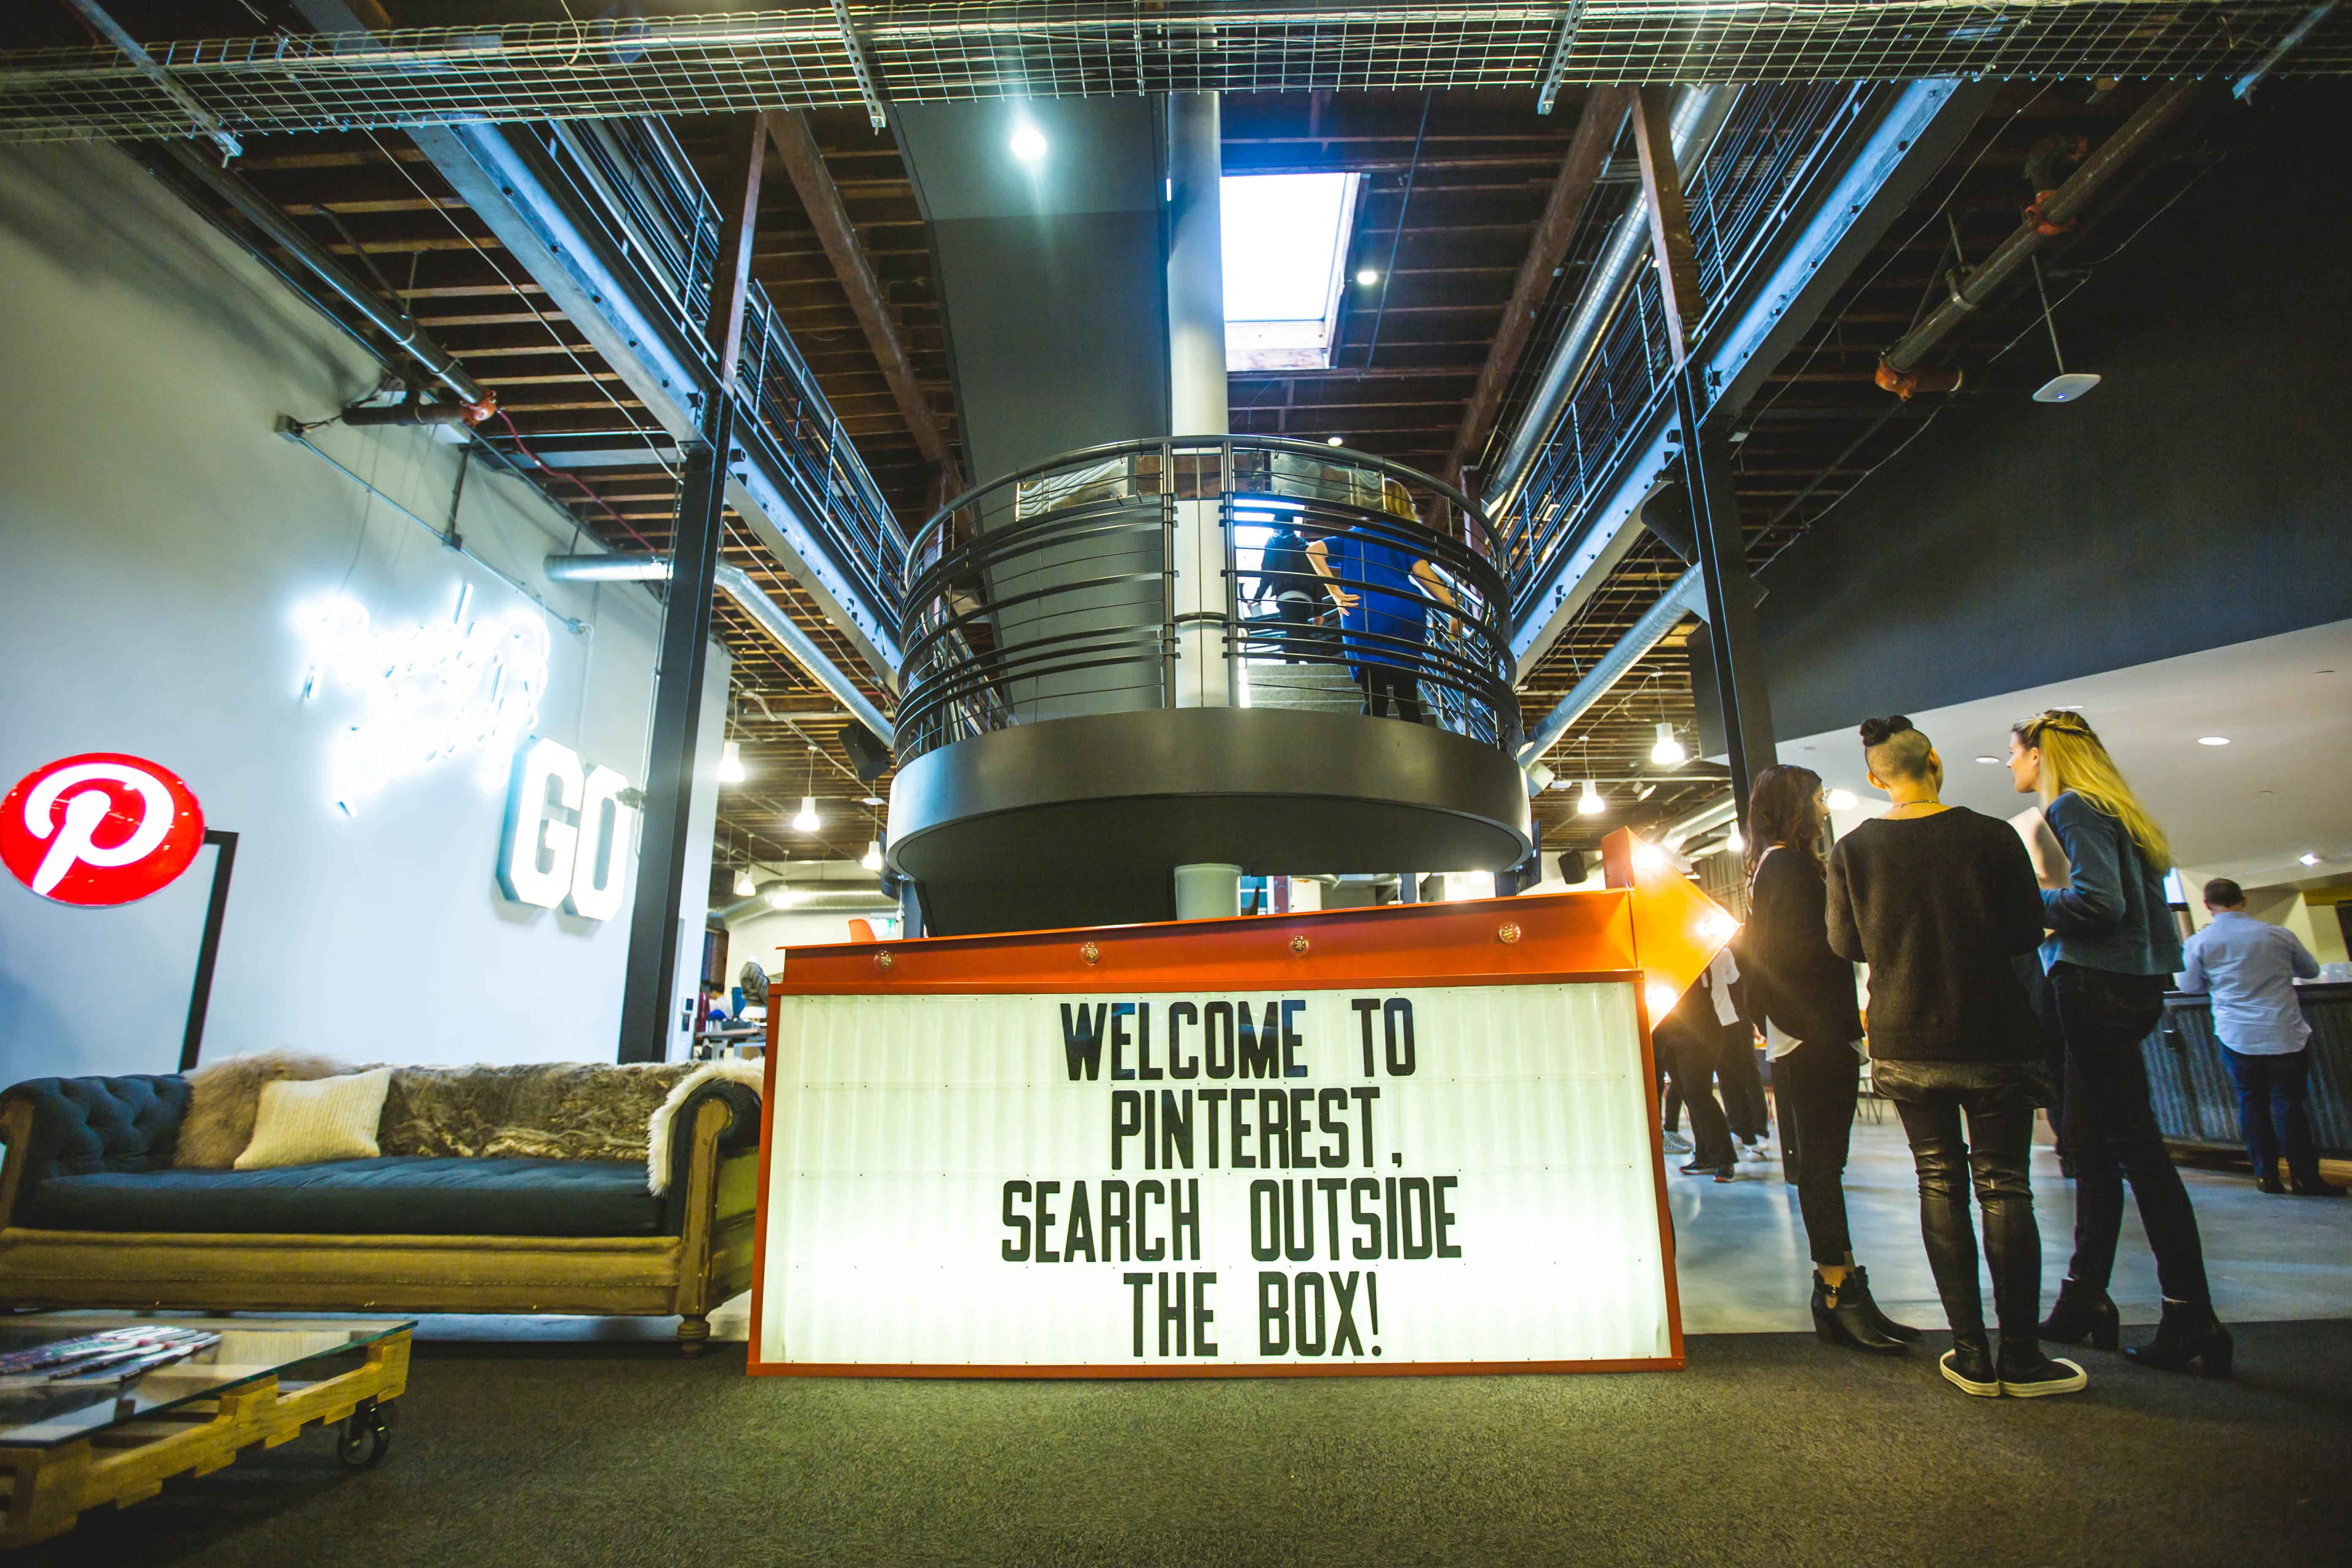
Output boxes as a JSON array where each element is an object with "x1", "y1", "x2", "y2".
[{"x1": 1891, "y1": 1078, "x2": 2043, "y2": 1345}]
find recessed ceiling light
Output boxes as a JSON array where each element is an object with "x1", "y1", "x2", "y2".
[
  {"x1": 1326, "y1": 435, "x2": 1345, "y2": 447},
  {"x1": 2300, "y1": 853, "x2": 2323, "y2": 866},
  {"x1": 2197, "y1": 735, "x2": 2231, "y2": 747},
  {"x1": 1355, "y1": 268, "x2": 1379, "y2": 285},
  {"x1": 861, "y1": 795, "x2": 884, "y2": 807},
  {"x1": 1975, "y1": 755, "x2": 2000, "y2": 764},
  {"x1": 1009, "y1": 124, "x2": 1047, "y2": 163}
]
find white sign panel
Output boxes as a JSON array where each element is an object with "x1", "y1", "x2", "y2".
[{"x1": 754, "y1": 981, "x2": 1676, "y2": 1373}]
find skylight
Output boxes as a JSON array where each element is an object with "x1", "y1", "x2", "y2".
[{"x1": 1221, "y1": 172, "x2": 1362, "y2": 372}]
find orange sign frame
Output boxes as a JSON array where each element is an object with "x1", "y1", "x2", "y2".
[{"x1": 750, "y1": 831, "x2": 1730, "y2": 1379}]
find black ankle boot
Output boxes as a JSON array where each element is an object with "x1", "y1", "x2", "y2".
[
  {"x1": 1940, "y1": 1328, "x2": 1998, "y2": 1397},
  {"x1": 1842, "y1": 1266, "x2": 1922, "y2": 1343},
  {"x1": 1812, "y1": 1272, "x2": 1906, "y2": 1355},
  {"x1": 2038, "y1": 1277, "x2": 2120, "y2": 1351},
  {"x1": 2126, "y1": 1299, "x2": 2234, "y2": 1377},
  {"x1": 1997, "y1": 1340, "x2": 2087, "y2": 1398}
]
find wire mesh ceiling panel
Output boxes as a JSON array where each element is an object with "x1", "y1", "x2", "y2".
[{"x1": 3, "y1": 3, "x2": 2347, "y2": 144}]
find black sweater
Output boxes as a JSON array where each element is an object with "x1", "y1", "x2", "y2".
[
  {"x1": 1824, "y1": 807, "x2": 2046, "y2": 1062},
  {"x1": 1739, "y1": 846, "x2": 1862, "y2": 1047}
]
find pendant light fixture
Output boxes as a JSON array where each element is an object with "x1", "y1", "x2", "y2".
[
  {"x1": 791, "y1": 743, "x2": 821, "y2": 834},
  {"x1": 1577, "y1": 779, "x2": 1606, "y2": 816},
  {"x1": 718, "y1": 738, "x2": 746, "y2": 784},
  {"x1": 861, "y1": 839, "x2": 884, "y2": 873},
  {"x1": 765, "y1": 883, "x2": 795, "y2": 910},
  {"x1": 1725, "y1": 822, "x2": 1746, "y2": 854},
  {"x1": 1650, "y1": 721, "x2": 1687, "y2": 768},
  {"x1": 2029, "y1": 254, "x2": 2100, "y2": 404},
  {"x1": 732, "y1": 867, "x2": 756, "y2": 898}
]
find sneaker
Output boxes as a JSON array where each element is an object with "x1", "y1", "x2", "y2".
[
  {"x1": 1997, "y1": 1348, "x2": 2088, "y2": 1398},
  {"x1": 1661, "y1": 1130, "x2": 1693, "y2": 1156},
  {"x1": 1940, "y1": 1344, "x2": 2000, "y2": 1398}
]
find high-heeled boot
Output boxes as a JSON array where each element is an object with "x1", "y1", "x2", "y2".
[
  {"x1": 1812, "y1": 1272, "x2": 1907, "y2": 1355},
  {"x1": 1840, "y1": 1265, "x2": 1922, "y2": 1343},
  {"x1": 2037, "y1": 1276, "x2": 2120, "y2": 1351},
  {"x1": 2126, "y1": 1299, "x2": 2234, "y2": 1377}
]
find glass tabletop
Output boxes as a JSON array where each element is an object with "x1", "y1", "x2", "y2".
[{"x1": 0, "y1": 1314, "x2": 412, "y2": 1449}]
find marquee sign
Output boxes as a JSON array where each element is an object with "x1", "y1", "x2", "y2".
[
  {"x1": 0, "y1": 753, "x2": 205, "y2": 908},
  {"x1": 751, "y1": 848, "x2": 1728, "y2": 1378}
]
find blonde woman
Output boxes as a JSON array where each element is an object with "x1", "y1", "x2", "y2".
[{"x1": 2010, "y1": 710, "x2": 2228, "y2": 1377}]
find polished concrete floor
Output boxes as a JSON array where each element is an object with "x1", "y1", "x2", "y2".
[{"x1": 1670, "y1": 1114, "x2": 2352, "y2": 1333}]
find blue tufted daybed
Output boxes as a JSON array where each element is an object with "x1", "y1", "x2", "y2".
[{"x1": 0, "y1": 1071, "x2": 761, "y2": 1350}]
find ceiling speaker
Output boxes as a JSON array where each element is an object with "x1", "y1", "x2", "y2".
[{"x1": 839, "y1": 719, "x2": 893, "y2": 783}]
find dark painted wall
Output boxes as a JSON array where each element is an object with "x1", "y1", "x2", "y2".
[
  {"x1": 1748, "y1": 82, "x2": 2352, "y2": 742},
  {"x1": 896, "y1": 98, "x2": 1169, "y2": 483}
]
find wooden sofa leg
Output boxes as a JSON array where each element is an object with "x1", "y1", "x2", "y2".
[{"x1": 677, "y1": 1314, "x2": 711, "y2": 1356}]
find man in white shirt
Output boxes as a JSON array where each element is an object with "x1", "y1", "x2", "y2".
[{"x1": 2178, "y1": 879, "x2": 2338, "y2": 1196}]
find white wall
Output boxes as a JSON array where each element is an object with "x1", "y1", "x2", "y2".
[{"x1": 0, "y1": 143, "x2": 722, "y2": 1077}]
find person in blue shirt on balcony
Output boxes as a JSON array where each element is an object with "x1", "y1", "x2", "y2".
[
  {"x1": 2180, "y1": 877, "x2": 2338, "y2": 1198},
  {"x1": 1305, "y1": 523, "x2": 1456, "y2": 723}
]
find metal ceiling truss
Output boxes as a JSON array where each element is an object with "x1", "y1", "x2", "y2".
[{"x1": 4, "y1": 3, "x2": 2347, "y2": 145}]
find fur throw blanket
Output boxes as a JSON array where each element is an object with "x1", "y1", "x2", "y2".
[
  {"x1": 645, "y1": 1058, "x2": 765, "y2": 1194},
  {"x1": 173, "y1": 1051, "x2": 760, "y2": 1191}
]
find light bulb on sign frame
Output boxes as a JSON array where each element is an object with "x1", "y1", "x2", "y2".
[
  {"x1": 1632, "y1": 841, "x2": 1667, "y2": 874},
  {"x1": 1646, "y1": 981, "x2": 1679, "y2": 1021},
  {"x1": 1699, "y1": 909, "x2": 1739, "y2": 943}
]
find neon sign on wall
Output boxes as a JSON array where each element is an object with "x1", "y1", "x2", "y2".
[{"x1": 293, "y1": 583, "x2": 550, "y2": 814}]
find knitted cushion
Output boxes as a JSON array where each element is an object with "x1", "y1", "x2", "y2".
[{"x1": 235, "y1": 1070, "x2": 393, "y2": 1169}]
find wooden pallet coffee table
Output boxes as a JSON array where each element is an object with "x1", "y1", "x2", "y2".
[{"x1": 0, "y1": 1314, "x2": 411, "y2": 1549}]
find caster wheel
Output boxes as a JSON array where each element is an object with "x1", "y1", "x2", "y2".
[{"x1": 336, "y1": 1402, "x2": 392, "y2": 1469}]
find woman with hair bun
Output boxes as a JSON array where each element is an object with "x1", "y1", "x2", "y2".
[
  {"x1": 1742, "y1": 763, "x2": 1915, "y2": 1354},
  {"x1": 1826, "y1": 717, "x2": 2084, "y2": 1398},
  {"x1": 2010, "y1": 709, "x2": 2229, "y2": 1377}
]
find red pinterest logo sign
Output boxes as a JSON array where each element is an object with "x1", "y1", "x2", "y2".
[{"x1": 0, "y1": 754, "x2": 206, "y2": 908}]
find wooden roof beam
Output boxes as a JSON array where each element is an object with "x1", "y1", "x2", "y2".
[
  {"x1": 1444, "y1": 87, "x2": 1629, "y2": 489},
  {"x1": 767, "y1": 110, "x2": 963, "y2": 497}
]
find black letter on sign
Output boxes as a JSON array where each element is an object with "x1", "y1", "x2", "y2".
[
  {"x1": 1169, "y1": 1001, "x2": 1199, "y2": 1079},
  {"x1": 1111, "y1": 1003, "x2": 1136, "y2": 1081},
  {"x1": 1238, "y1": 1002, "x2": 1279, "y2": 1079},
  {"x1": 1194, "y1": 1271, "x2": 1218, "y2": 1357},
  {"x1": 1330, "y1": 1271, "x2": 1366, "y2": 1356},
  {"x1": 1353, "y1": 998, "x2": 1381, "y2": 1076},
  {"x1": 1292, "y1": 1271, "x2": 1327, "y2": 1356},
  {"x1": 1435, "y1": 1175, "x2": 1462, "y2": 1259},
  {"x1": 1124, "y1": 1272, "x2": 1152, "y2": 1358},
  {"x1": 1281, "y1": 999, "x2": 1308, "y2": 1078},
  {"x1": 1399, "y1": 1177, "x2": 1434, "y2": 1259},
  {"x1": 1258, "y1": 1272, "x2": 1290, "y2": 1356},
  {"x1": 1110, "y1": 1090, "x2": 1142, "y2": 1170},
  {"x1": 1203, "y1": 1001, "x2": 1236, "y2": 1080},
  {"x1": 1248, "y1": 1180, "x2": 1281, "y2": 1262},
  {"x1": 1001, "y1": 1180, "x2": 1031, "y2": 1261},
  {"x1": 1036, "y1": 1181, "x2": 1062, "y2": 1263},
  {"x1": 1062, "y1": 1003, "x2": 1108, "y2": 1080},
  {"x1": 1063, "y1": 1182, "x2": 1096, "y2": 1262},
  {"x1": 1384, "y1": 998, "x2": 1416, "y2": 1076}
]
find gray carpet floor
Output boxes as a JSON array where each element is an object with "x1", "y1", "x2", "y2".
[{"x1": 24, "y1": 1323, "x2": 2352, "y2": 1568}]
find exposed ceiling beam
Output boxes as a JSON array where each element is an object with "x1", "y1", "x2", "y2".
[
  {"x1": 768, "y1": 109, "x2": 963, "y2": 496},
  {"x1": 1445, "y1": 85, "x2": 1628, "y2": 488}
]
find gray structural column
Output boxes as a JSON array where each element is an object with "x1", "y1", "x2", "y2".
[
  {"x1": 1630, "y1": 88, "x2": 1777, "y2": 824},
  {"x1": 1166, "y1": 92, "x2": 1241, "y2": 918},
  {"x1": 619, "y1": 112, "x2": 765, "y2": 1062}
]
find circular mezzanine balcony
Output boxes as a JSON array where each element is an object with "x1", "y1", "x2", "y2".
[{"x1": 885, "y1": 436, "x2": 1532, "y2": 936}]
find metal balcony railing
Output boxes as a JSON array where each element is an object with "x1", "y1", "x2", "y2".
[
  {"x1": 546, "y1": 117, "x2": 907, "y2": 616},
  {"x1": 1498, "y1": 83, "x2": 1864, "y2": 622},
  {"x1": 895, "y1": 436, "x2": 1518, "y2": 765}
]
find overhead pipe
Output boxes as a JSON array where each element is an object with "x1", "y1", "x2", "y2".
[
  {"x1": 544, "y1": 551, "x2": 896, "y2": 746},
  {"x1": 1485, "y1": 87, "x2": 1741, "y2": 509},
  {"x1": 157, "y1": 142, "x2": 496, "y2": 421},
  {"x1": 1876, "y1": 78, "x2": 2203, "y2": 397},
  {"x1": 1515, "y1": 565, "x2": 1704, "y2": 767},
  {"x1": 2235, "y1": 3, "x2": 2336, "y2": 99},
  {"x1": 1661, "y1": 794, "x2": 1738, "y2": 851}
]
